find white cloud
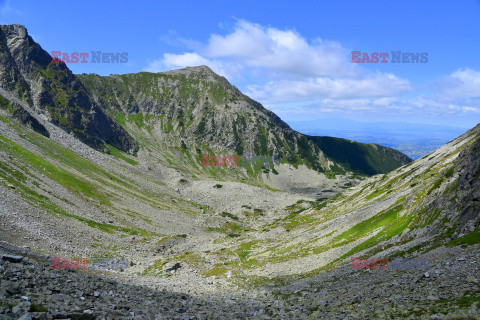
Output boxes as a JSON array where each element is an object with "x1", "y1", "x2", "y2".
[
  {"x1": 373, "y1": 97, "x2": 398, "y2": 106},
  {"x1": 163, "y1": 52, "x2": 213, "y2": 69},
  {"x1": 204, "y1": 20, "x2": 357, "y2": 78},
  {"x1": 246, "y1": 73, "x2": 412, "y2": 102},
  {"x1": 436, "y1": 68, "x2": 480, "y2": 98},
  {"x1": 145, "y1": 52, "x2": 243, "y2": 81}
]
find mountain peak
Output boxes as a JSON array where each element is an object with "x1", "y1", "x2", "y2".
[
  {"x1": 161, "y1": 65, "x2": 221, "y2": 79},
  {"x1": 0, "y1": 24, "x2": 28, "y2": 36},
  {"x1": 185, "y1": 65, "x2": 215, "y2": 73}
]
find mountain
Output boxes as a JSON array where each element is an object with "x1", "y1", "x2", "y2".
[
  {"x1": 77, "y1": 67, "x2": 412, "y2": 177},
  {"x1": 307, "y1": 135, "x2": 412, "y2": 175},
  {"x1": 229, "y1": 124, "x2": 480, "y2": 277},
  {"x1": 0, "y1": 24, "x2": 138, "y2": 154}
]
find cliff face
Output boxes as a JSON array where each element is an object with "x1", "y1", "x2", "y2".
[
  {"x1": 0, "y1": 24, "x2": 138, "y2": 154},
  {"x1": 445, "y1": 128, "x2": 480, "y2": 234}
]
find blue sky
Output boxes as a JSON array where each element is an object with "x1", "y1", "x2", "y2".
[{"x1": 1, "y1": 0, "x2": 480, "y2": 128}]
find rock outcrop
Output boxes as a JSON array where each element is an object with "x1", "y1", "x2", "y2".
[{"x1": 0, "y1": 24, "x2": 138, "y2": 154}]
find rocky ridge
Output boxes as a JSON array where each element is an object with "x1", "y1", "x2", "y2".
[{"x1": 0, "y1": 24, "x2": 137, "y2": 154}]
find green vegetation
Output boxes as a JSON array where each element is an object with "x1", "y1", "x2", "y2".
[
  {"x1": 29, "y1": 304, "x2": 48, "y2": 313},
  {"x1": 115, "y1": 113, "x2": 126, "y2": 125},
  {"x1": 308, "y1": 136, "x2": 412, "y2": 175},
  {"x1": 128, "y1": 113, "x2": 145, "y2": 128},
  {"x1": 366, "y1": 188, "x2": 384, "y2": 200},
  {"x1": 237, "y1": 241, "x2": 256, "y2": 261},
  {"x1": 327, "y1": 205, "x2": 413, "y2": 264},
  {"x1": 107, "y1": 144, "x2": 139, "y2": 166},
  {"x1": 333, "y1": 205, "x2": 404, "y2": 243},
  {"x1": 253, "y1": 208, "x2": 265, "y2": 216},
  {"x1": 427, "y1": 177, "x2": 444, "y2": 195},
  {"x1": 446, "y1": 229, "x2": 480, "y2": 247},
  {"x1": 208, "y1": 222, "x2": 243, "y2": 235},
  {"x1": 0, "y1": 135, "x2": 108, "y2": 204},
  {"x1": 220, "y1": 212, "x2": 239, "y2": 221},
  {"x1": 444, "y1": 166, "x2": 455, "y2": 178},
  {"x1": 202, "y1": 266, "x2": 228, "y2": 277}
]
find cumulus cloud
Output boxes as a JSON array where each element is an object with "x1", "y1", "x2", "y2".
[
  {"x1": 246, "y1": 73, "x2": 412, "y2": 102},
  {"x1": 373, "y1": 97, "x2": 398, "y2": 106},
  {"x1": 145, "y1": 52, "x2": 245, "y2": 81},
  {"x1": 436, "y1": 68, "x2": 480, "y2": 98},
  {"x1": 146, "y1": 53, "x2": 212, "y2": 72},
  {"x1": 203, "y1": 20, "x2": 356, "y2": 78}
]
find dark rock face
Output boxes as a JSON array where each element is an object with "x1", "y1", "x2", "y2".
[
  {"x1": 417, "y1": 126, "x2": 480, "y2": 237},
  {"x1": 0, "y1": 24, "x2": 138, "y2": 154},
  {"x1": 0, "y1": 94, "x2": 49, "y2": 137},
  {"x1": 454, "y1": 131, "x2": 480, "y2": 233},
  {"x1": 0, "y1": 26, "x2": 32, "y2": 105},
  {"x1": 8, "y1": 101, "x2": 50, "y2": 137}
]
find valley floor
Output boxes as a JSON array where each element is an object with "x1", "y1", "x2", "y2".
[{"x1": 1, "y1": 240, "x2": 479, "y2": 319}]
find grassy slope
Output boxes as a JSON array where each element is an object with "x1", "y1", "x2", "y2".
[
  {"x1": 0, "y1": 117, "x2": 211, "y2": 239},
  {"x1": 307, "y1": 135, "x2": 413, "y2": 175}
]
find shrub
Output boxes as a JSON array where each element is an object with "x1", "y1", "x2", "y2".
[{"x1": 220, "y1": 212, "x2": 239, "y2": 221}]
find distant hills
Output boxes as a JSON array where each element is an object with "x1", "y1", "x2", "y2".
[{"x1": 289, "y1": 118, "x2": 468, "y2": 159}]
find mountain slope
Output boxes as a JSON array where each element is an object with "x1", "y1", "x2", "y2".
[
  {"x1": 308, "y1": 135, "x2": 412, "y2": 175},
  {"x1": 0, "y1": 24, "x2": 137, "y2": 154},
  {"x1": 79, "y1": 68, "x2": 330, "y2": 174},
  {"x1": 192, "y1": 124, "x2": 480, "y2": 278}
]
